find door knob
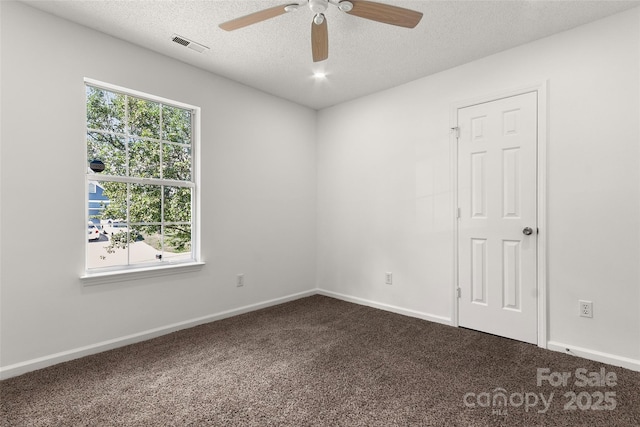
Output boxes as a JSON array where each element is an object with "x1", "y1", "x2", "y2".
[{"x1": 523, "y1": 227, "x2": 534, "y2": 235}]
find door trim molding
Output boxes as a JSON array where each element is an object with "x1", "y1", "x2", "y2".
[{"x1": 450, "y1": 81, "x2": 548, "y2": 349}]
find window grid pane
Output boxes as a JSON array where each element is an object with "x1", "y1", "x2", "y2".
[{"x1": 86, "y1": 82, "x2": 196, "y2": 271}]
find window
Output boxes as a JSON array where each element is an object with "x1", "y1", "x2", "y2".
[{"x1": 85, "y1": 79, "x2": 200, "y2": 275}]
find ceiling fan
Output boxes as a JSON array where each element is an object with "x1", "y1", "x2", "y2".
[{"x1": 219, "y1": 0, "x2": 423, "y2": 62}]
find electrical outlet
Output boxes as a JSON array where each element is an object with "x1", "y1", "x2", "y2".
[
  {"x1": 579, "y1": 300, "x2": 593, "y2": 318},
  {"x1": 385, "y1": 272, "x2": 393, "y2": 285},
  {"x1": 236, "y1": 274, "x2": 244, "y2": 287}
]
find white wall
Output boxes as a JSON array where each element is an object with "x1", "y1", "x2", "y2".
[
  {"x1": 317, "y1": 7, "x2": 640, "y2": 366},
  {"x1": 0, "y1": 2, "x2": 317, "y2": 373}
]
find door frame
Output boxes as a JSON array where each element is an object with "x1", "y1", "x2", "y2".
[{"x1": 450, "y1": 82, "x2": 548, "y2": 349}]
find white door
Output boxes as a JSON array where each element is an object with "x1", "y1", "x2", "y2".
[{"x1": 457, "y1": 91, "x2": 538, "y2": 344}]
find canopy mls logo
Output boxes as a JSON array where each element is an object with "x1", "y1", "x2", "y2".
[
  {"x1": 463, "y1": 388, "x2": 553, "y2": 415},
  {"x1": 463, "y1": 367, "x2": 618, "y2": 416}
]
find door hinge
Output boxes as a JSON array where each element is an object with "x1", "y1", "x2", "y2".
[
  {"x1": 456, "y1": 287, "x2": 461, "y2": 299},
  {"x1": 451, "y1": 126, "x2": 460, "y2": 139},
  {"x1": 457, "y1": 208, "x2": 461, "y2": 219}
]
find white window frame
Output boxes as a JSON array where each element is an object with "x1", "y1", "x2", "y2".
[{"x1": 82, "y1": 78, "x2": 203, "y2": 284}]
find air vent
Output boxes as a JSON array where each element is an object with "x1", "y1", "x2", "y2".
[
  {"x1": 171, "y1": 34, "x2": 209, "y2": 53},
  {"x1": 172, "y1": 35, "x2": 190, "y2": 47}
]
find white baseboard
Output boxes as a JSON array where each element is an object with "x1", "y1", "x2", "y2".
[
  {"x1": 0, "y1": 289, "x2": 316, "y2": 380},
  {"x1": 547, "y1": 341, "x2": 640, "y2": 372},
  {"x1": 316, "y1": 288, "x2": 453, "y2": 326}
]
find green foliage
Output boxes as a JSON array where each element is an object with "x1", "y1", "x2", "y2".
[
  {"x1": 163, "y1": 105, "x2": 192, "y2": 143},
  {"x1": 87, "y1": 86, "x2": 193, "y2": 257},
  {"x1": 104, "y1": 230, "x2": 141, "y2": 254},
  {"x1": 86, "y1": 87, "x2": 125, "y2": 133},
  {"x1": 166, "y1": 224, "x2": 191, "y2": 252}
]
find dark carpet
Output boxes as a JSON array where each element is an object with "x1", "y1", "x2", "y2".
[{"x1": 1, "y1": 295, "x2": 639, "y2": 426}]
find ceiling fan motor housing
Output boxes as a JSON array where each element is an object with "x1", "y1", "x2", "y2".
[{"x1": 309, "y1": 0, "x2": 328, "y2": 14}]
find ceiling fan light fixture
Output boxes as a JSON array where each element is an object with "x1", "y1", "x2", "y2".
[
  {"x1": 338, "y1": 1, "x2": 353, "y2": 12},
  {"x1": 313, "y1": 13, "x2": 325, "y2": 25}
]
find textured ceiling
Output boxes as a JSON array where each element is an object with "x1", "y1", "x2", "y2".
[{"x1": 21, "y1": 0, "x2": 640, "y2": 110}]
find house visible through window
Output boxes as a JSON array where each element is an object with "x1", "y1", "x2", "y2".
[{"x1": 85, "y1": 80, "x2": 199, "y2": 272}]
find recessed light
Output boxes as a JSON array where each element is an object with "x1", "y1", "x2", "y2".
[{"x1": 313, "y1": 72, "x2": 327, "y2": 79}]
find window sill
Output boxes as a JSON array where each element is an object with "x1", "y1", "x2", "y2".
[{"x1": 80, "y1": 261, "x2": 205, "y2": 286}]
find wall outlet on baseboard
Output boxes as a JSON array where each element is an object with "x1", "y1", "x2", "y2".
[
  {"x1": 579, "y1": 300, "x2": 593, "y2": 318},
  {"x1": 385, "y1": 272, "x2": 393, "y2": 285},
  {"x1": 236, "y1": 274, "x2": 245, "y2": 287}
]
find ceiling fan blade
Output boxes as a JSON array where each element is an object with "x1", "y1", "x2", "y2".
[
  {"x1": 311, "y1": 17, "x2": 328, "y2": 62},
  {"x1": 219, "y1": 4, "x2": 292, "y2": 31},
  {"x1": 346, "y1": 0, "x2": 423, "y2": 28}
]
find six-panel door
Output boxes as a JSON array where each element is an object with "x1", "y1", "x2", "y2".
[{"x1": 457, "y1": 91, "x2": 538, "y2": 345}]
